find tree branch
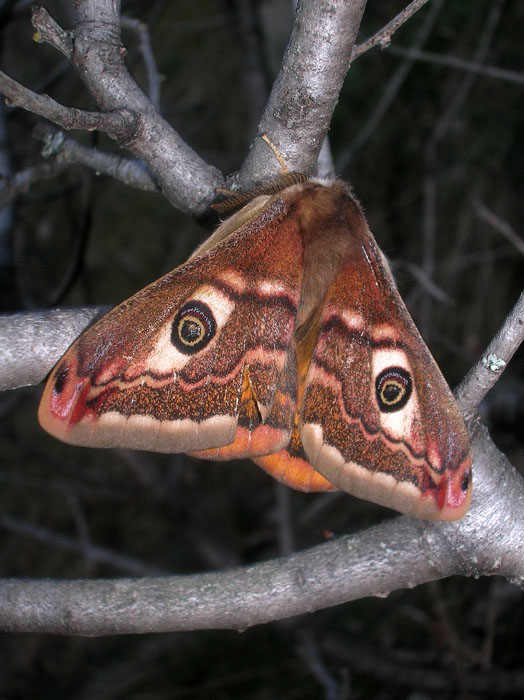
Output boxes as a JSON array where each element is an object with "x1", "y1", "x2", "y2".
[
  {"x1": 0, "y1": 70, "x2": 138, "y2": 136},
  {"x1": 33, "y1": 123, "x2": 158, "y2": 192},
  {"x1": 0, "y1": 1, "x2": 223, "y2": 214},
  {"x1": 0, "y1": 420, "x2": 522, "y2": 636},
  {"x1": 120, "y1": 15, "x2": 162, "y2": 110},
  {"x1": 456, "y1": 288, "x2": 524, "y2": 422},
  {"x1": 236, "y1": 0, "x2": 367, "y2": 189},
  {"x1": 0, "y1": 0, "x2": 522, "y2": 641},
  {"x1": 1, "y1": 0, "x2": 368, "y2": 206},
  {"x1": 31, "y1": 4, "x2": 74, "y2": 59},
  {"x1": 320, "y1": 632, "x2": 524, "y2": 695},
  {"x1": 337, "y1": 0, "x2": 443, "y2": 170},
  {"x1": 0, "y1": 291, "x2": 523, "y2": 635},
  {"x1": 0, "y1": 513, "x2": 167, "y2": 577},
  {"x1": 351, "y1": 0, "x2": 431, "y2": 60},
  {"x1": 70, "y1": 0, "x2": 222, "y2": 212},
  {"x1": 0, "y1": 159, "x2": 69, "y2": 208},
  {"x1": 473, "y1": 199, "x2": 524, "y2": 256},
  {"x1": 0, "y1": 308, "x2": 105, "y2": 390}
]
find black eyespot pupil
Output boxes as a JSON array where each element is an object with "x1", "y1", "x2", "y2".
[
  {"x1": 382, "y1": 383, "x2": 401, "y2": 403},
  {"x1": 180, "y1": 319, "x2": 202, "y2": 344},
  {"x1": 171, "y1": 301, "x2": 216, "y2": 355},
  {"x1": 375, "y1": 366, "x2": 412, "y2": 413}
]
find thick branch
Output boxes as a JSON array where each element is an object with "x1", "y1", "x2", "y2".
[
  {"x1": 0, "y1": 2, "x2": 223, "y2": 214},
  {"x1": 236, "y1": 0, "x2": 367, "y2": 188},
  {"x1": 0, "y1": 0, "x2": 522, "y2": 639},
  {"x1": 0, "y1": 421, "x2": 522, "y2": 636},
  {"x1": 70, "y1": 0, "x2": 222, "y2": 212},
  {"x1": 0, "y1": 308, "x2": 105, "y2": 390},
  {"x1": 0, "y1": 300, "x2": 524, "y2": 635},
  {"x1": 0, "y1": 70, "x2": 137, "y2": 137}
]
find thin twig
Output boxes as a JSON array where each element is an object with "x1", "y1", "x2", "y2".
[
  {"x1": 45, "y1": 176, "x2": 94, "y2": 307},
  {"x1": 0, "y1": 99, "x2": 13, "y2": 273},
  {"x1": 297, "y1": 628, "x2": 342, "y2": 700},
  {"x1": 321, "y1": 633, "x2": 524, "y2": 695},
  {"x1": 473, "y1": 199, "x2": 524, "y2": 256},
  {"x1": 387, "y1": 46, "x2": 524, "y2": 86},
  {"x1": 455, "y1": 288, "x2": 524, "y2": 420},
  {"x1": 33, "y1": 124, "x2": 158, "y2": 192},
  {"x1": 227, "y1": 0, "x2": 272, "y2": 140},
  {"x1": 0, "y1": 513, "x2": 168, "y2": 577},
  {"x1": 430, "y1": 0, "x2": 504, "y2": 146},
  {"x1": 337, "y1": 0, "x2": 443, "y2": 170},
  {"x1": 274, "y1": 483, "x2": 295, "y2": 557},
  {"x1": 351, "y1": 0, "x2": 431, "y2": 61},
  {"x1": 121, "y1": 16, "x2": 162, "y2": 110},
  {"x1": 0, "y1": 160, "x2": 69, "y2": 208},
  {"x1": 420, "y1": 1, "x2": 505, "y2": 338},
  {"x1": 31, "y1": 4, "x2": 73, "y2": 59},
  {"x1": 393, "y1": 259, "x2": 452, "y2": 305}
]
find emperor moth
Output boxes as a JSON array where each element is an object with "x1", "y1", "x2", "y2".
[{"x1": 39, "y1": 179, "x2": 472, "y2": 520}]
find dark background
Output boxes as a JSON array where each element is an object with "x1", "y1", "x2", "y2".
[{"x1": 0, "y1": 0, "x2": 523, "y2": 697}]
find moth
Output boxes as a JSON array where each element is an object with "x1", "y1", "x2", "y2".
[{"x1": 38, "y1": 179, "x2": 472, "y2": 520}]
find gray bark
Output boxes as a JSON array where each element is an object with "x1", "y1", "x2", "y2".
[{"x1": 0, "y1": 0, "x2": 522, "y2": 636}]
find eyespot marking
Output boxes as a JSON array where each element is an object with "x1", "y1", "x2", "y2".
[
  {"x1": 171, "y1": 301, "x2": 216, "y2": 355},
  {"x1": 375, "y1": 366, "x2": 412, "y2": 413}
]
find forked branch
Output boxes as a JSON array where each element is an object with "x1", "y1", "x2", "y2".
[{"x1": 0, "y1": 0, "x2": 522, "y2": 637}]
